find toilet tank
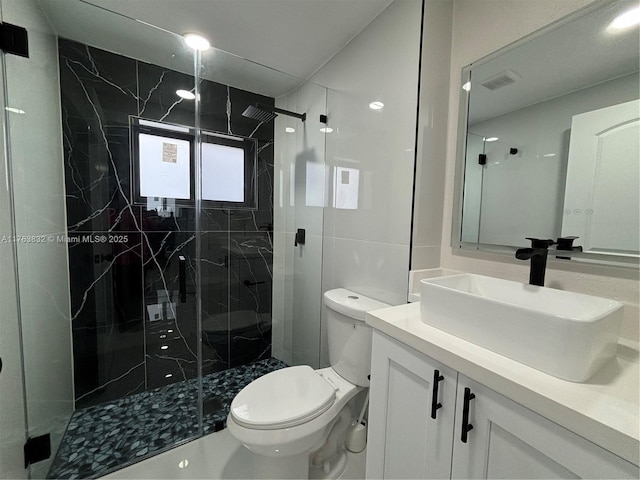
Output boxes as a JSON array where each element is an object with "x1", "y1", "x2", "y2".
[{"x1": 323, "y1": 289, "x2": 390, "y2": 386}]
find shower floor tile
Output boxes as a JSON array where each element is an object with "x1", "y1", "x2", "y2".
[{"x1": 48, "y1": 358, "x2": 287, "y2": 479}]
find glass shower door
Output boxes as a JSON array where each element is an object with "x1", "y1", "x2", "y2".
[
  {"x1": 272, "y1": 83, "x2": 328, "y2": 368},
  {"x1": 4, "y1": 0, "x2": 329, "y2": 477},
  {"x1": 2, "y1": 0, "x2": 205, "y2": 477},
  {"x1": 0, "y1": 2, "x2": 29, "y2": 477}
]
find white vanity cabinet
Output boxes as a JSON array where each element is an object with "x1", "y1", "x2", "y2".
[
  {"x1": 366, "y1": 330, "x2": 457, "y2": 479},
  {"x1": 452, "y1": 375, "x2": 638, "y2": 479},
  {"x1": 366, "y1": 331, "x2": 639, "y2": 479}
]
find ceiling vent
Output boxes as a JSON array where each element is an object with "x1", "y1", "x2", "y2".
[{"x1": 480, "y1": 70, "x2": 521, "y2": 91}]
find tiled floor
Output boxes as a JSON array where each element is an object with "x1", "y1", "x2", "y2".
[
  {"x1": 101, "y1": 428, "x2": 367, "y2": 480},
  {"x1": 49, "y1": 358, "x2": 287, "y2": 479}
]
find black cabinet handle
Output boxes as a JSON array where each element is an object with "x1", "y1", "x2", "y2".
[
  {"x1": 179, "y1": 255, "x2": 186, "y2": 303},
  {"x1": 430, "y1": 369, "x2": 444, "y2": 419},
  {"x1": 461, "y1": 387, "x2": 476, "y2": 443}
]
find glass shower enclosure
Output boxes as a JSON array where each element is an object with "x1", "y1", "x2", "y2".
[{"x1": 0, "y1": 0, "x2": 327, "y2": 477}]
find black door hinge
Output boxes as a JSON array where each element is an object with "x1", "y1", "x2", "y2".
[
  {"x1": 24, "y1": 433, "x2": 51, "y2": 468},
  {"x1": 0, "y1": 22, "x2": 29, "y2": 58}
]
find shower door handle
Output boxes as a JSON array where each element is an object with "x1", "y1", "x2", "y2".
[{"x1": 179, "y1": 256, "x2": 186, "y2": 303}]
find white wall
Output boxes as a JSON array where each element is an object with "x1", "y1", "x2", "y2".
[
  {"x1": 411, "y1": 0, "x2": 454, "y2": 270},
  {"x1": 3, "y1": 0, "x2": 74, "y2": 476},
  {"x1": 313, "y1": 0, "x2": 422, "y2": 309},
  {"x1": 440, "y1": 0, "x2": 639, "y2": 341}
]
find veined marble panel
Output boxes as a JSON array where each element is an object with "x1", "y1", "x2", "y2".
[{"x1": 59, "y1": 37, "x2": 275, "y2": 408}]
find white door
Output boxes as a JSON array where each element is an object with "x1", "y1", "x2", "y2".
[
  {"x1": 451, "y1": 375, "x2": 639, "y2": 479},
  {"x1": 0, "y1": 51, "x2": 29, "y2": 479},
  {"x1": 366, "y1": 332, "x2": 457, "y2": 479},
  {"x1": 562, "y1": 99, "x2": 640, "y2": 254}
]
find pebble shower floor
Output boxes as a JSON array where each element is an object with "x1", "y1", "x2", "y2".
[{"x1": 48, "y1": 358, "x2": 287, "y2": 479}]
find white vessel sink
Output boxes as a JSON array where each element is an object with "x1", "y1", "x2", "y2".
[{"x1": 420, "y1": 274, "x2": 623, "y2": 382}]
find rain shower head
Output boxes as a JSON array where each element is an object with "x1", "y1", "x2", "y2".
[
  {"x1": 242, "y1": 103, "x2": 306, "y2": 123},
  {"x1": 242, "y1": 104, "x2": 278, "y2": 123}
]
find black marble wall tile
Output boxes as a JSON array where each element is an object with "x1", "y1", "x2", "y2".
[
  {"x1": 200, "y1": 232, "x2": 231, "y2": 375},
  {"x1": 198, "y1": 79, "x2": 229, "y2": 133},
  {"x1": 61, "y1": 37, "x2": 275, "y2": 409},
  {"x1": 228, "y1": 143, "x2": 275, "y2": 233},
  {"x1": 137, "y1": 63, "x2": 196, "y2": 127},
  {"x1": 60, "y1": 39, "x2": 141, "y2": 234},
  {"x1": 70, "y1": 232, "x2": 145, "y2": 408},
  {"x1": 227, "y1": 232, "x2": 273, "y2": 367},
  {"x1": 143, "y1": 231, "x2": 199, "y2": 389}
]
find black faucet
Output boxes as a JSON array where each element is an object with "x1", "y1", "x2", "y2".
[
  {"x1": 555, "y1": 236, "x2": 582, "y2": 259},
  {"x1": 515, "y1": 237, "x2": 555, "y2": 286}
]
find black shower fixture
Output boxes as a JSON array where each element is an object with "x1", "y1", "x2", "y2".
[{"x1": 242, "y1": 103, "x2": 306, "y2": 123}]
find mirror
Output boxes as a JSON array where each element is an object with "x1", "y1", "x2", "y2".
[{"x1": 453, "y1": 0, "x2": 639, "y2": 267}]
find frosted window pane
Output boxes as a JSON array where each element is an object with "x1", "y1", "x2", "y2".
[
  {"x1": 139, "y1": 134, "x2": 191, "y2": 199},
  {"x1": 202, "y1": 143, "x2": 244, "y2": 202}
]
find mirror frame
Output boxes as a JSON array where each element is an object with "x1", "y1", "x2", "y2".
[{"x1": 451, "y1": 0, "x2": 639, "y2": 269}]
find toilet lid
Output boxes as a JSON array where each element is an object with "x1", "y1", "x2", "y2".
[{"x1": 230, "y1": 365, "x2": 336, "y2": 430}]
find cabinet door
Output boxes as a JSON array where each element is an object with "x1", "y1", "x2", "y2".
[
  {"x1": 366, "y1": 332, "x2": 457, "y2": 479},
  {"x1": 451, "y1": 375, "x2": 639, "y2": 479}
]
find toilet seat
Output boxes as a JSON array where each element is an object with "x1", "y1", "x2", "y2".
[{"x1": 230, "y1": 365, "x2": 336, "y2": 430}]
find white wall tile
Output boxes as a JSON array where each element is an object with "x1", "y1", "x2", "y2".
[
  {"x1": 311, "y1": 0, "x2": 421, "y2": 310},
  {"x1": 327, "y1": 237, "x2": 410, "y2": 307},
  {"x1": 314, "y1": 0, "x2": 421, "y2": 248},
  {"x1": 411, "y1": 0, "x2": 453, "y2": 263},
  {"x1": 411, "y1": 245, "x2": 441, "y2": 271}
]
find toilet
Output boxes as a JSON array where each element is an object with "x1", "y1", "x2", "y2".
[{"x1": 226, "y1": 288, "x2": 389, "y2": 479}]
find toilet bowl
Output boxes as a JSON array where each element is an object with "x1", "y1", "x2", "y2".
[{"x1": 226, "y1": 289, "x2": 390, "y2": 479}]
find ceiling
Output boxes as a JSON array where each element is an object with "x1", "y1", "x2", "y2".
[{"x1": 38, "y1": 0, "x2": 393, "y2": 96}]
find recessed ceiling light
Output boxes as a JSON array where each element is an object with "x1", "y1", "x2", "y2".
[
  {"x1": 165, "y1": 373, "x2": 173, "y2": 378},
  {"x1": 462, "y1": 82, "x2": 471, "y2": 92},
  {"x1": 485, "y1": 137, "x2": 498, "y2": 142},
  {"x1": 369, "y1": 101, "x2": 384, "y2": 110},
  {"x1": 285, "y1": 127, "x2": 295, "y2": 133},
  {"x1": 184, "y1": 33, "x2": 210, "y2": 51},
  {"x1": 543, "y1": 153, "x2": 557, "y2": 158},
  {"x1": 161, "y1": 345, "x2": 169, "y2": 350},
  {"x1": 176, "y1": 89, "x2": 196, "y2": 100},
  {"x1": 5, "y1": 107, "x2": 25, "y2": 114},
  {"x1": 320, "y1": 127, "x2": 333, "y2": 133},
  {"x1": 178, "y1": 459, "x2": 189, "y2": 469},
  {"x1": 609, "y1": 6, "x2": 640, "y2": 30}
]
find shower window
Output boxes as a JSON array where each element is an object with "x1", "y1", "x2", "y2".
[{"x1": 131, "y1": 117, "x2": 257, "y2": 209}]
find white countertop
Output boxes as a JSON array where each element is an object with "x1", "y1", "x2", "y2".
[{"x1": 366, "y1": 302, "x2": 640, "y2": 466}]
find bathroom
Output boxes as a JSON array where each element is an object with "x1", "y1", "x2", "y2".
[{"x1": 0, "y1": 0, "x2": 637, "y2": 479}]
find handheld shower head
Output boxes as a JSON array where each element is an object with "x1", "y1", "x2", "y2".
[{"x1": 241, "y1": 103, "x2": 306, "y2": 123}]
